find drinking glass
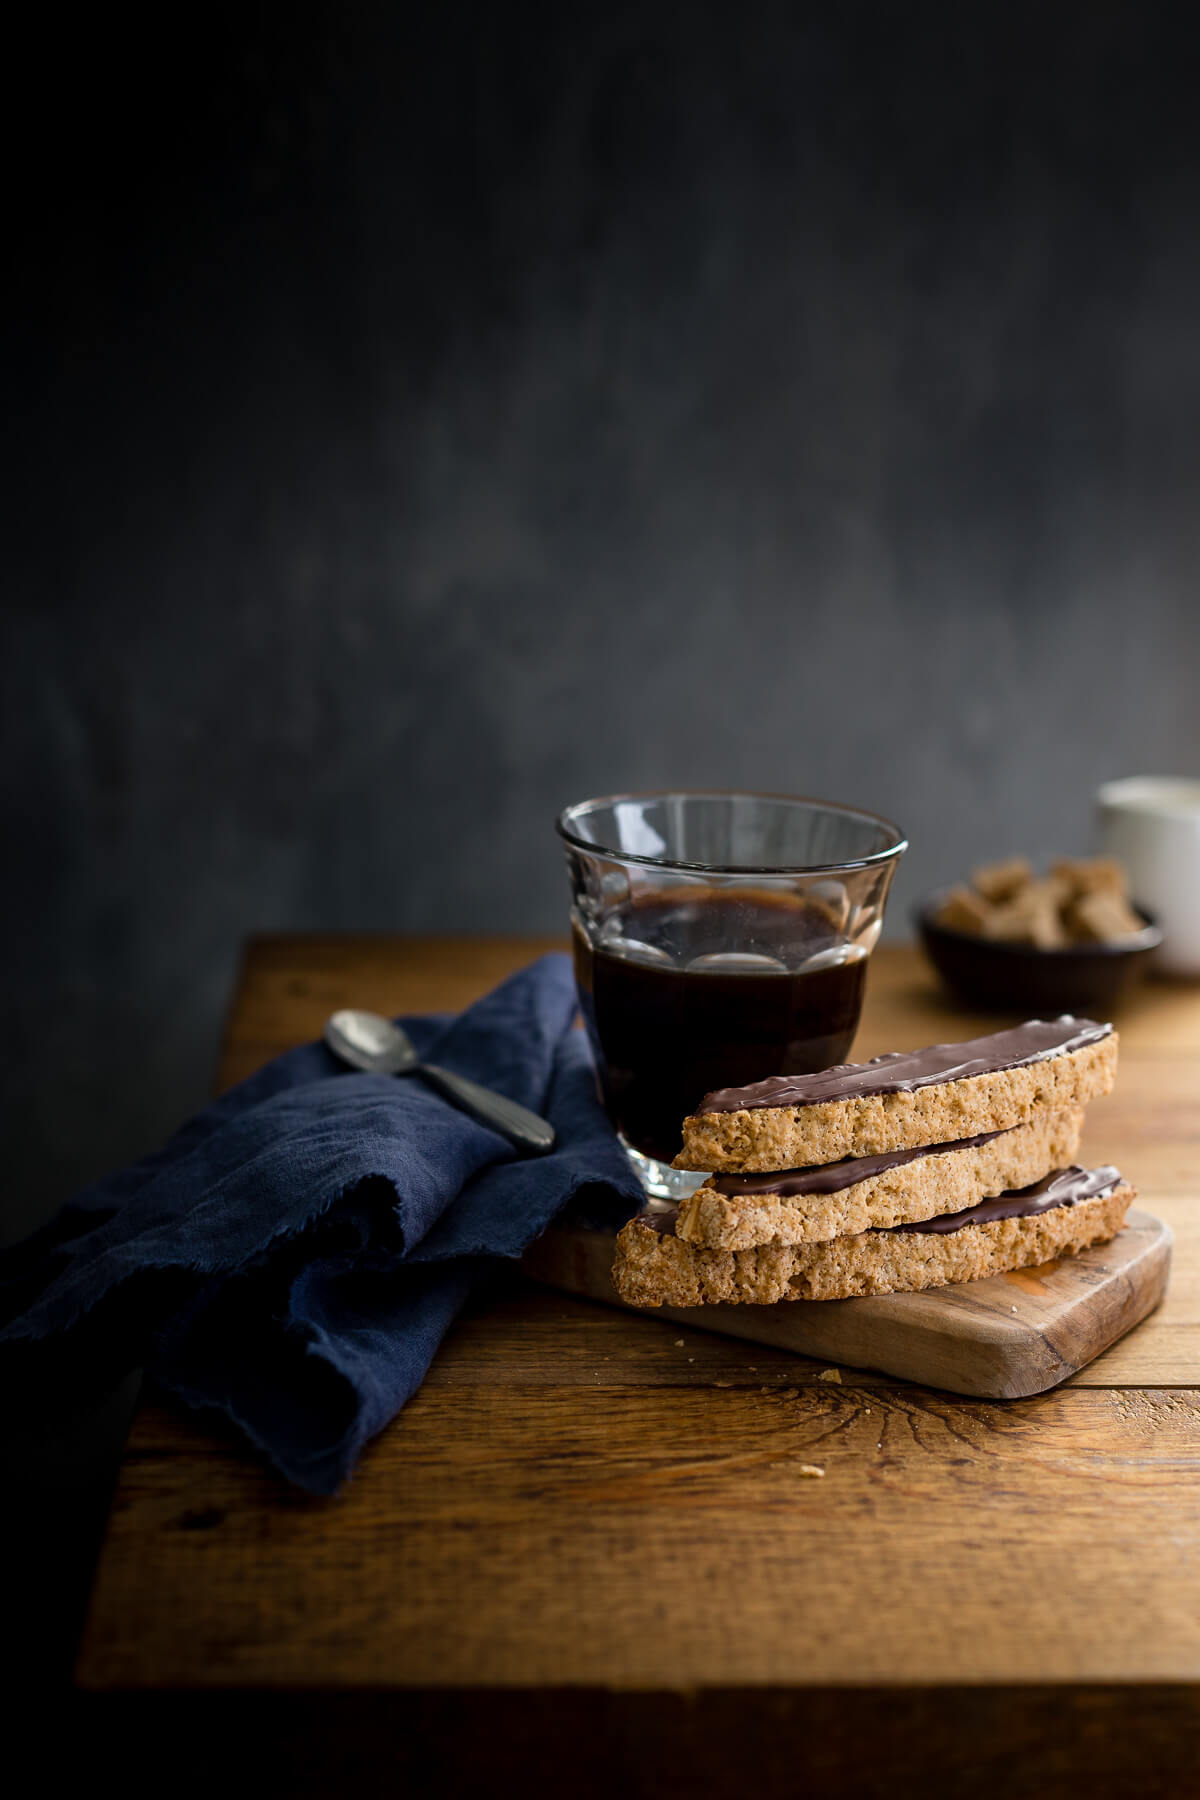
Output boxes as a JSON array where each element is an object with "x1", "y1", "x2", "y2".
[{"x1": 557, "y1": 791, "x2": 907, "y2": 1198}]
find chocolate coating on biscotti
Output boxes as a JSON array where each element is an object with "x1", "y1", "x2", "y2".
[
  {"x1": 705, "y1": 1129, "x2": 1006, "y2": 1197},
  {"x1": 676, "y1": 1026, "x2": 1118, "y2": 1174},
  {"x1": 898, "y1": 1163, "x2": 1119, "y2": 1234},
  {"x1": 676, "y1": 1109, "x2": 1085, "y2": 1250},
  {"x1": 700, "y1": 1018, "x2": 1111, "y2": 1111},
  {"x1": 613, "y1": 1179, "x2": 1135, "y2": 1307}
]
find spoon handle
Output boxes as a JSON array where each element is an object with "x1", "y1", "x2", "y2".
[{"x1": 419, "y1": 1063, "x2": 556, "y2": 1154}]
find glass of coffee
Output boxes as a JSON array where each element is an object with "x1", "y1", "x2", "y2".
[{"x1": 557, "y1": 791, "x2": 907, "y2": 1198}]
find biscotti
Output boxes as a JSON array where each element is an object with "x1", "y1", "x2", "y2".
[
  {"x1": 675, "y1": 1106, "x2": 1084, "y2": 1250},
  {"x1": 675, "y1": 1018, "x2": 1117, "y2": 1173},
  {"x1": 614, "y1": 1169, "x2": 1134, "y2": 1307}
]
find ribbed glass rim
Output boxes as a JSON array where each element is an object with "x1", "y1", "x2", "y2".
[{"x1": 555, "y1": 789, "x2": 907, "y2": 876}]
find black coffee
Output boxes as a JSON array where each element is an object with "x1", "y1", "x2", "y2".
[{"x1": 573, "y1": 889, "x2": 867, "y2": 1163}]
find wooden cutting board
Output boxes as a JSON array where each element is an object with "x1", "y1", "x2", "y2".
[{"x1": 521, "y1": 1207, "x2": 1172, "y2": 1398}]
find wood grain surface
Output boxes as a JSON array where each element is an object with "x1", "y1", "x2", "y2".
[
  {"x1": 523, "y1": 1207, "x2": 1173, "y2": 1397},
  {"x1": 74, "y1": 939, "x2": 1200, "y2": 1796}
]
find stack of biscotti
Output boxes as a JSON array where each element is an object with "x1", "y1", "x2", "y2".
[{"x1": 613, "y1": 1018, "x2": 1136, "y2": 1308}]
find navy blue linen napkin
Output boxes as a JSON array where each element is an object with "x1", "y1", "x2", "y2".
[{"x1": 0, "y1": 953, "x2": 643, "y2": 1495}]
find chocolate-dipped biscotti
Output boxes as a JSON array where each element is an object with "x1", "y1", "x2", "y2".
[
  {"x1": 614, "y1": 1169, "x2": 1135, "y2": 1307},
  {"x1": 676, "y1": 1106, "x2": 1084, "y2": 1250},
  {"x1": 612, "y1": 1017, "x2": 1131, "y2": 1308},
  {"x1": 675, "y1": 1018, "x2": 1117, "y2": 1174}
]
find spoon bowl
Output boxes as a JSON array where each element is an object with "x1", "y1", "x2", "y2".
[{"x1": 326, "y1": 1010, "x2": 419, "y2": 1076}]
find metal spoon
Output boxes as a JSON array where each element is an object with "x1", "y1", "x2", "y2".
[{"x1": 323, "y1": 1009, "x2": 556, "y2": 1155}]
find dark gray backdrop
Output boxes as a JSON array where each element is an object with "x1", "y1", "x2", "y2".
[{"x1": 6, "y1": 1, "x2": 1200, "y2": 1243}]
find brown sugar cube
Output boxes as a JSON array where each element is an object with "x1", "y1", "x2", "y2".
[
  {"x1": 980, "y1": 899, "x2": 1037, "y2": 944},
  {"x1": 971, "y1": 857, "x2": 1034, "y2": 903},
  {"x1": 1044, "y1": 870, "x2": 1075, "y2": 910},
  {"x1": 1051, "y1": 857, "x2": 1129, "y2": 900},
  {"x1": 1029, "y1": 904, "x2": 1069, "y2": 950},
  {"x1": 1067, "y1": 889, "x2": 1146, "y2": 943},
  {"x1": 935, "y1": 885, "x2": 995, "y2": 936},
  {"x1": 982, "y1": 881, "x2": 1067, "y2": 949}
]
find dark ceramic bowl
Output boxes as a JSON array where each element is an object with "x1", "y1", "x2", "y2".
[{"x1": 916, "y1": 888, "x2": 1162, "y2": 1016}]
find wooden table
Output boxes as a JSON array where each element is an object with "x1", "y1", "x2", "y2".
[{"x1": 75, "y1": 939, "x2": 1200, "y2": 1798}]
